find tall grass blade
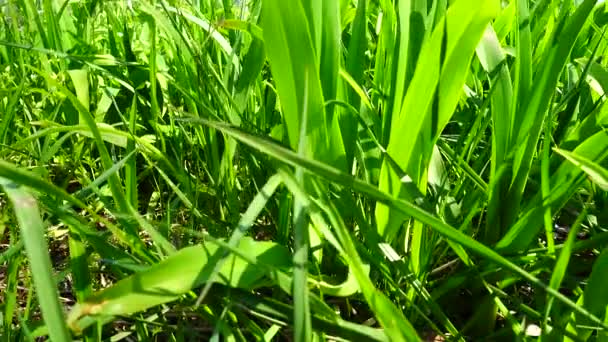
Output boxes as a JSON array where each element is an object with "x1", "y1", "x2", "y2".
[{"x1": 0, "y1": 177, "x2": 71, "y2": 342}]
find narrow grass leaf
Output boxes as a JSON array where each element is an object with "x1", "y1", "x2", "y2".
[{"x1": 554, "y1": 147, "x2": 608, "y2": 191}]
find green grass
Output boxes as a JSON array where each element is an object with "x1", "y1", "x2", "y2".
[{"x1": 1, "y1": 0, "x2": 608, "y2": 340}]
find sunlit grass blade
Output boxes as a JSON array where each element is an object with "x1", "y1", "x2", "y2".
[
  {"x1": 476, "y1": 24, "x2": 513, "y2": 244},
  {"x1": 554, "y1": 147, "x2": 608, "y2": 191},
  {"x1": 0, "y1": 177, "x2": 71, "y2": 342},
  {"x1": 67, "y1": 237, "x2": 292, "y2": 333}
]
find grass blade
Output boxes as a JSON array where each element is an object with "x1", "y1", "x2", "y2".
[
  {"x1": 554, "y1": 147, "x2": 608, "y2": 191},
  {"x1": 0, "y1": 177, "x2": 71, "y2": 342}
]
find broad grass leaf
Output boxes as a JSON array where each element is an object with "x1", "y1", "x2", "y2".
[
  {"x1": 311, "y1": 265, "x2": 370, "y2": 297},
  {"x1": 219, "y1": 19, "x2": 264, "y2": 41},
  {"x1": 68, "y1": 238, "x2": 291, "y2": 327},
  {"x1": 196, "y1": 174, "x2": 282, "y2": 304}
]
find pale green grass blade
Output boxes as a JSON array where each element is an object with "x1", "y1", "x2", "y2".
[
  {"x1": 476, "y1": 24, "x2": 513, "y2": 244},
  {"x1": 0, "y1": 177, "x2": 71, "y2": 342},
  {"x1": 339, "y1": 68, "x2": 374, "y2": 111},
  {"x1": 67, "y1": 237, "x2": 292, "y2": 332},
  {"x1": 292, "y1": 181, "x2": 311, "y2": 342},
  {"x1": 293, "y1": 69, "x2": 313, "y2": 342},
  {"x1": 67, "y1": 69, "x2": 90, "y2": 123},
  {"x1": 554, "y1": 147, "x2": 608, "y2": 191}
]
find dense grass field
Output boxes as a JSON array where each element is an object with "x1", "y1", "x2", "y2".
[{"x1": 2, "y1": 0, "x2": 608, "y2": 340}]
